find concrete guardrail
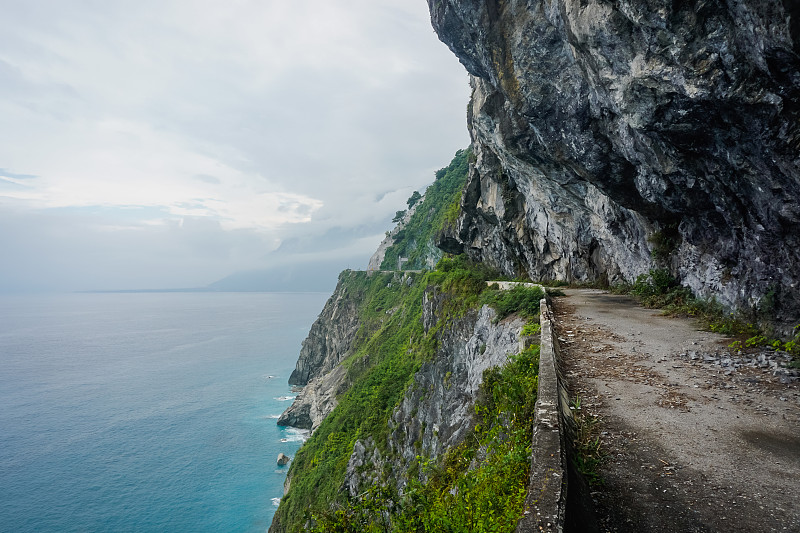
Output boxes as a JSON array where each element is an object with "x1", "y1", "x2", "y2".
[{"x1": 516, "y1": 295, "x2": 572, "y2": 533}]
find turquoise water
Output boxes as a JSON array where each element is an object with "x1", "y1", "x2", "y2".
[{"x1": 0, "y1": 292, "x2": 328, "y2": 533}]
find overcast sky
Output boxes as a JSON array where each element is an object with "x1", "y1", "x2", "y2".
[{"x1": 0, "y1": 0, "x2": 469, "y2": 292}]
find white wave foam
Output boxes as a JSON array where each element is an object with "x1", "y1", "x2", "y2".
[
  {"x1": 274, "y1": 395, "x2": 295, "y2": 402},
  {"x1": 271, "y1": 497, "x2": 281, "y2": 506},
  {"x1": 282, "y1": 427, "x2": 310, "y2": 443}
]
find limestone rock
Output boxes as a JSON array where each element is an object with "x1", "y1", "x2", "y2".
[
  {"x1": 277, "y1": 364, "x2": 348, "y2": 432},
  {"x1": 288, "y1": 272, "x2": 362, "y2": 386},
  {"x1": 428, "y1": 0, "x2": 800, "y2": 331},
  {"x1": 344, "y1": 300, "x2": 525, "y2": 496},
  {"x1": 367, "y1": 198, "x2": 422, "y2": 271},
  {"x1": 277, "y1": 453, "x2": 290, "y2": 466}
]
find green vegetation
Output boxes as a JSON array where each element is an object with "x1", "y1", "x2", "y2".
[
  {"x1": 275, "y1": 255, "x2": 536, "y2": 532},
  {"x1": 647, "y1": 224, "x2": 679, "y2": 263},
  {"x1": 613, "y1": 269, "x2": 799, "y2": 364},
  {"x1": 570, "y1": 396, "x2": 604, "y2": 486},
  {"x1": 612, "y1": 269, "x2": 754, "y2": 335},
  {"x1": 310, "y1": 344, "x2": 541, "y2": 533},
  {"x1": 483, "y1": 285, "x2": 545, "y2": 321},
  {"x1": 274, "y1": 270, "x2": 428, "y2": 532},
  {"x1": 407, "y1": 191, "x2": 422, "y2": 208},
  {"x1": 728, "y1": 325, "x2": 800, "y2": 365},
  {"x1": 381, "y1": 149, "x2": 470, "y2": 271},
  {"x1": 521, "y1": 322, "x2": 541, "y2": 337},
  {"x1": 426, "y1": 254, "x2": 502, "y2": 314}
]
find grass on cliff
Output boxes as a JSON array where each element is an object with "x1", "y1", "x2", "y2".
[
  {"x1": 613, "y1": 269, "x2": 800, "y2": 362},
  {"x1": 275, "y1": 255, "x2": 545, "y2": 532},
  {"x1": 380, "y1": 148, "x2": 470, "y2": 271},
  {"x1": 483, "y1": 284, "x2": 544, "y2": 321},
  {"x1": 276, "y1": 256, "x2": 500, "y2": 531},
  {"x1": 393, "y1": 344, "x2": 540, "y2": 533},
  {"x1": 311, "y1": 344, "x2": 541, "y2": 533},
  {"x1": 274, "y1": 270, "x2": 427, "y2": 531}
]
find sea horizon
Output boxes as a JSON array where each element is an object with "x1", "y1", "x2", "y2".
[{"x1": 0, "y1": 291, "x2": 327, "y2": 532}]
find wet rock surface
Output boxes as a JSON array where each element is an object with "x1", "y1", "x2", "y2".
[
  {"x1": 428, "y1": 0, "x2": 800, "y2": 331},
  {"x1": 555, "y1": 289, "x2": 800, "y2": 532}
]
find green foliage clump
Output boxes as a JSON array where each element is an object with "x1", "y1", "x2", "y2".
[
  {"x1": 785, "y1": 326, "x2": 800, "y2": 357},
  {"x1": 629, "y1": 269, "x2": 686, "y2": 304},
  {"x1": 648, "y1": 223, "x2": 679, "y2": 263},
  {"x1": 520, "y1": 320, "x2": 541, "y2": 337},
  {"x1": 443, "y1": 190, "x2": 463, "y2": 226},
  {"x1": 483, "y1": 285, "x2": 545, "y2": 321},
  {"x1": 407, "y1": 191, "x2": 422, "y2": 208},
  {"x1": 427, "y1": 255, "x2": 501, "y2": 306},
  {"x1": 729, "y1": 324, "x2": 800, "y2": 365},
  {"x1": 381, "y1": 149, "x2": 470, "y2": 271},
  {"x1": 310, "y1": 345, "x2": 541, "y2": 533}
]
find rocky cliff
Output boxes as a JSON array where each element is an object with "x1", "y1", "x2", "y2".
[
  {"x1": 344, "y1": 292, "x2": 525, "y2": 497},
  {"x1": 277, "y1": 364, "x2": 348, "y2": 431},
  {"x1": 368, "y1": 202, "x2": 419, "y2": 272},
  {"x1": 429, "y1": 0, "x2": 800, "y2": 331},
  {"x1": 374, "y1": 148, "x2": 471, "y2": 272},
  {"x1": 287, "y1": 271, "x2": 363, "y2": 386},
  {"x1": 270, "y1": 256, "x2": 541, "y2": 532},
  {"x1": 279, "y1": 270, "x2": 418, "y2": 431}
]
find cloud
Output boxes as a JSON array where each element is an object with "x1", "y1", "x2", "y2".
[
  {"x1": 0, "y1": 168, "x2": 38, "y2": 180},
  {"x1": 0, "y1": 0, "x2": 469, "y2": 290}
]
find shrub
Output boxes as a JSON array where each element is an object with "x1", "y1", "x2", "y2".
[
  {"x1": 483, "y1": 285, "x2": 545, "y2": 320},
  {"x1": 406, "y1": 191, "x2": 422, "y2": 208}
]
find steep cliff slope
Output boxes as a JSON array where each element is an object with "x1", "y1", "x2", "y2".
[
  {"x1": 271, "y1": 269, "x2": 428, "y2": 532},
  {"x1": 369, "y1": 148, "x2": 470, "y2": 272},
  {"x1": 287, "y1": 271, "x2": 363, "y2": 387},
  {"x1": 278, "y1": 150, "x2": 471, "y2": 431},
  {"x1": 344, "y1": 294, "x2": 524, "y2": 497},
  {"x1": 270, "y1": 257, "x2": 544, "y2": 532},
  {"x1": 428, "y1": 0, "x2": 800, "y2": 330},
  {"x1": 278, "y1": 269, "x2": 419, "y2": 430}
]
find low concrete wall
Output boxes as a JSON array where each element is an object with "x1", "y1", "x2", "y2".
[
  {"x1": 516, "y1": 297, "x2": 571, "y2": 533},
  {"x1": 487, "y1": 281, "x2": 545, "y2": 291}
]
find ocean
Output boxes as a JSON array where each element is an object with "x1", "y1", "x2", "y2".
[{"x1": 0, "y1": 291, "x2": 328, "y2": 533}]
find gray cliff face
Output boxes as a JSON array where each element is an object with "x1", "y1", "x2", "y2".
[
  {"x1": 368, "y1": 198, "x2": 422, "y2": 271},
  {"x1": 288, "y1": 272, "x2": 362, "y2": 386},
  {"x1": 344, "y1": 293, "x2": 525, "y2": 496},
  {"x1": 277, "y1": 365, "x2": 348, "y2": 431},
  {"x1": 429, "y1": 0, "x2": 800, "y2": 330}
]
